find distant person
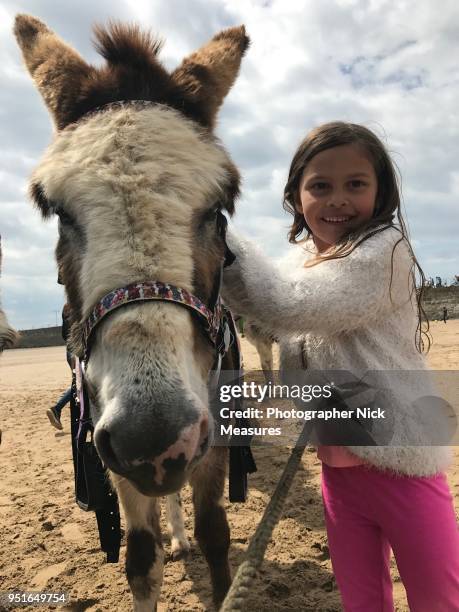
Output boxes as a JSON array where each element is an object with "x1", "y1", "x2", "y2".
[
  {"x1": 46, "y1": 303, "x2": 74, "y2": 430},
  {"x1": 47, "y1": 386, "x2": 72, "y2": 430},
  {"x1": 443, "y1": 306, "x2": 448, "y2": 324}
]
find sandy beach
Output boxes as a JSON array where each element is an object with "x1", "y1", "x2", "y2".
[{"x1": 1, "y1": 320, "x2": 458, "y2": 611}]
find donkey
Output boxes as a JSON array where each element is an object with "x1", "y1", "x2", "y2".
[
  {"x1": 14, "y1": 14, "x2": 249, "y2": 610},
  {"x1": 0, "y1": 237, "x2": 18, "y2": 352},
  {"x1": 235, "y1": 314, "x2": 276, "y2": 384},
  {"x1": 244, "y1": 320, "x2": 276, "y2": 384}
]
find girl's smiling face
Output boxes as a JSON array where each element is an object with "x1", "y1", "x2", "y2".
[{"x1": 298, "y1": 144, "x2": 378, "y2": 252}]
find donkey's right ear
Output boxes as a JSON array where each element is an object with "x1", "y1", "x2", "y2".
[
  {"x1": 14, "y1": 14, "x2": 92, "y2": 130},
  {"x1": 171, "y1": 25, "x2": 249, "y2": 130}
]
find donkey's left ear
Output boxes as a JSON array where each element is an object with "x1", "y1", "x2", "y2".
[
  {"x1": 14, "y1": 14, "x2": 93, "y2": 130},
  {"x1": 171, "y1": 25, "x2": 249, "y2": 130}
]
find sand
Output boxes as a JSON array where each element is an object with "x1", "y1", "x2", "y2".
[{"x1": 1, "y1": 320, "x2": 458, "y2": 611}]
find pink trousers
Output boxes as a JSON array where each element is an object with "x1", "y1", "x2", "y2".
[{"x1": 321, "y1": 463, "x2": 459, "y2": 611}]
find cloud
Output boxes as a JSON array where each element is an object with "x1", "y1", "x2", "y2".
[{"x1": 1, "y1": 0, "x2": 458, "y2": 328}]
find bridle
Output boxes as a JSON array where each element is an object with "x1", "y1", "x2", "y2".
[{"x1": 83, "y1": 280, "x2": 226, "y2": 354}]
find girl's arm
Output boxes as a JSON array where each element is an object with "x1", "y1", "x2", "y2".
[{"x1": 222, "y1": 225, "x2": 414, "y2": 336}]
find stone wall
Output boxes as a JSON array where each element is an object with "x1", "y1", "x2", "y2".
[
  {"x1": 422, "y1": 285, "x2": 459, "y2": 320},
  {"x1": 13, "y1": 326, "x2": 65, "y2": 349}
]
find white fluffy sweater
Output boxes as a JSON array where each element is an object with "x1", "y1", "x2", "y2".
[{"x1": 222, "y1": 225, "x2": 452, "y2": 477}]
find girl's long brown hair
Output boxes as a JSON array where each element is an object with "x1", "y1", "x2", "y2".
[{"x1": 283, "y1": 121, "x2": 431, "y2": 353}]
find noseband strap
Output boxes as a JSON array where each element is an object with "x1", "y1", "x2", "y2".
[{"x1": 83, "y1": 280, "x2": 224, "y2": 358}]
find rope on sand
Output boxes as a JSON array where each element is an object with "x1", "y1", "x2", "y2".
[{"x1": 220, "y1": 422, "x2": 311, "y2": 611}]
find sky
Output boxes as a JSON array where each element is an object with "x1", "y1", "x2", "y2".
[{"x1": 1, "y1": 0, "x2": 458, "y2": 329}]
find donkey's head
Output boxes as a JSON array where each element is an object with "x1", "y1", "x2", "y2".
[{"x1": 15, "y1": 15, "x2": 248, "y2": 495}]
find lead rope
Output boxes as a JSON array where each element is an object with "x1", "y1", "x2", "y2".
[{"x1": 220, "y1": 419, "x2": 312, "y2": 611}]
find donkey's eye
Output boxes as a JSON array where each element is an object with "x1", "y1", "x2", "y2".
[
  {"x1": 55, "y1": 207, "x2": 74, "y2": 226},
  {"x1": 203, "y1": 206, "x2": 219, "y2": 221},
  {"x1": 216, "y1": 210, "x2": 228, "y2": 237},
  {"x1": 200, "y1": 205, "x2": 220, "y2": 228}
]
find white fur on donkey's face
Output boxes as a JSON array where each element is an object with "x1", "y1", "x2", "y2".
[{"x1": 32, "y1": 104, "x2": 232, "y2": 429}]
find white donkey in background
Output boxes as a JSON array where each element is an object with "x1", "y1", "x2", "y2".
[{"x1": 0, "y1": 237, "x2": 18, "y2": 352}]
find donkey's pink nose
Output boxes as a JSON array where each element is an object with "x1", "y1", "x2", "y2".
[{"x1": 150, "y1": 415, "x2": 210, "y2": 487}]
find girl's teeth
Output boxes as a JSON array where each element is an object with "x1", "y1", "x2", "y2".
[{"x1": 323, "y1": 217, "x2": 350, "y2": 223}]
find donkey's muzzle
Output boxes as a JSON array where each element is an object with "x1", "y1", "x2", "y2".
[
  {"x1": 122, "y1": 458, "x2": 188, "y2": 496},
  {"x1": 94, "y1": 412, "x2": 209, "y2": 495}
]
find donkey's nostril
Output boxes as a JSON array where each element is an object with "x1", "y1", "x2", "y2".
[{"x1": 94, "y1": 427, "x2": 125, "y2": 473}]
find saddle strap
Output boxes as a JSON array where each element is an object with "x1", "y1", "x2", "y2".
[
  {"x1": 70, "y1": 371, "x2": 122, "y2": 562},
  {"x1": 224, "y1": 308, "x2": 257, "y2": 503}
]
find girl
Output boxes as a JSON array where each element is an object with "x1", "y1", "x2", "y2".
[{"x1": 222, "y1": 122, "x2": 459, "y2": 611}]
